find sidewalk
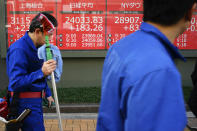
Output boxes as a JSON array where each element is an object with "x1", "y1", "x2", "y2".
[
  {"x1": 45, "y1": 113, "x2": 97, "y2": 131},
  {"x1": 42, "y1": 113, "x2": 196, "y2": 131},
  {"x1": 0, "y1": 113, "x2": 97, "y2": 131},
  {"x1": 44, "y1": 119, "x2": 96, "y2": 131},
  {"x1": 0, "y1": 112, "x2": 196, "y2": 131},
  {"x1": 0, "y1": 119, "x2": 97, "y2": 131}
]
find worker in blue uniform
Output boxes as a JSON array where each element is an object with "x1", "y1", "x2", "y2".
[
  {"x1": 6, "y1": 12, "x2": 58, "y2": 131},
  {"x1": 97, "y1": 0, "x2": 197, "y2": 131}
]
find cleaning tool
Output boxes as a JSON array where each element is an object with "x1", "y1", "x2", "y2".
[
  {"x1": 38, "y1": 13, "x2": 63, "y2": 131},
  {"x1": 38, "y1": 44, "x2": 63, "y2": 82}
]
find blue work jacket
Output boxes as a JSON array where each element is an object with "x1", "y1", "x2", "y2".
[
  {"x1": 6, "y1": 32, "x2": 52, "y2": 97},
  {"x1": 97, "y1": 22, "x2": 187, "y2": 131}
]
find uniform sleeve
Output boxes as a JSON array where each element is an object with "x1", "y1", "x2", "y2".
[
  {"x1": 7, "y1": 49, "x2": 48, "y2": 92},
  {"x1": 45, "y1": 84, "x2": 52, "y2": 98},
  {"x1": 121, "y1": 69, "x2": 187, "y2": 131}
]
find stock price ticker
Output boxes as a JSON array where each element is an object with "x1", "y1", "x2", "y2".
[{"x1": 6, "y1": 0, "x2": 197, "y2": 50}]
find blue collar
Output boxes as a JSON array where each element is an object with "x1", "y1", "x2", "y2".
[
  {"x1": 23, "y1": 31, "x2": 38, "y2": 52},
  {"x1": 140, "y1": 22, "x2": 185, "y2": 62}
]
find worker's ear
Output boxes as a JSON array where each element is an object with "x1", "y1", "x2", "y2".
[{"x1": 185, "y1": 3, "x2": 197, "y2": 21}]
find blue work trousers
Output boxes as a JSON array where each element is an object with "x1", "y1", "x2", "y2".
[{"x1": 18, "y1": 98, "x2": 45, "y2": 131}]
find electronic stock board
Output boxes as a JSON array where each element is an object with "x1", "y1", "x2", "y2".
[{"x1": 6, "y1": 0, "x2": 197, "y2": 50}]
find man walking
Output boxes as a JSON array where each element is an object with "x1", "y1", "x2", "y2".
[{"x1": 97, "y1": 0, "x2": 197, "y2": 131}]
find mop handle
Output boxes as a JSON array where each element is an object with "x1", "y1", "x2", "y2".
[
  {"x1": 45, "y1": 36, "x2": 53, "y2": 60},
  {"x1": 45, "y1": 36, "x2": 63, "y2": 131},
  {"x1": 51, "y1": 72, "x2": 63, "y2": 131}
]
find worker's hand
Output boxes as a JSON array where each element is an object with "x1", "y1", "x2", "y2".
[
  {"x1": 42, "y1": 59, "x2": 56, "y2": 77},
  {"x1": 47, "y1": 96, "x2": 54, "y2": 108}
]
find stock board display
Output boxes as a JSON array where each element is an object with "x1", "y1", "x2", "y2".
[
  {"x1": 6, "y1": 0, "x2": 197, "y2": 50},
  {"x1": 106, "y1": 0, "x2": 143, "y2": 49},
  {"x1": 175, "y1": 15, "x2": 197, "y2": 49},
  {"x1": 6, "y1": 0, "x2": 56, "y2": 47},
  {"x1": 56, "y1": 0, "x2": 106, "y2": 50}
]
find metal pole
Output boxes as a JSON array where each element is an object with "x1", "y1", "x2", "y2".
[{"x1": 51, "y1": 72, "x2": 63, "y2": 131}]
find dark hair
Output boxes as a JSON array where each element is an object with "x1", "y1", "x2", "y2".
[
  {"x1": 143, "y1": 0, "x2": 196, "y2": 26},
  {"x1": 29, "y1": 12, "x2": 58, "y2": 33}
]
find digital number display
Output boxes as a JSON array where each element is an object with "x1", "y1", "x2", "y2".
[
  {"x1": 7, "y1": 0, "x2": 56, "y2": 47},
  {"x1": 56, "y1": 0, "x2": 105, "y2": 50},
  {"x1": 175, "y1": 15, "x2": 197, "y2": 49},
  {"x1": 107, "y1": 14, "x2": 143, "y2": 49},
  {"x1": 6, "y1": 0, "x2": 197, "y2": 50},
  {"x1": 106, "y1": 0, "x2": 143, "y2": 49}
]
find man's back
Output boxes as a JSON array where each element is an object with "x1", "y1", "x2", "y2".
[{"x1": 97, "y1": 22, "x2": 187, "y2": 131}]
